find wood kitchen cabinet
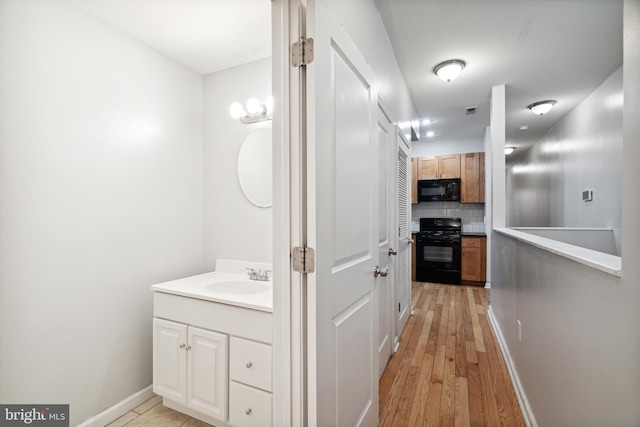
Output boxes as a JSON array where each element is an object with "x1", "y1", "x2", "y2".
[
  {"x1": 461, "y1": 236, "x2": 486, "y2": 284},
  {"x1": 411, "y1": 158, "x2": 418, "y2": 204},
  {"x1": 461, "y1": 152, "x2": 485, "y2": 203},
  {"x1": 417, "y1": 154, "x2": 460, "y2": 180}
]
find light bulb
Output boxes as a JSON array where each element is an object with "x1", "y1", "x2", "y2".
[
  {"x1": 246, "y1": 98, "x2": 262, "y2": 115},
  {"x1": 229, "y1": 102, "x2": 244, "y2": 119},
  {"x1": 505, "y1": 147, "x2": 515, "y2": 155}
]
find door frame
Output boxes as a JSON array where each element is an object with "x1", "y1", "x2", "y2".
[{"x1": 271, "y1": 1, "x2": 304, "y2": 426}]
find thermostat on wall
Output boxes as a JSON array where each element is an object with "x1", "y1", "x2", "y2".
[{"x1": 582, "y1": 190, "x2": 593, "y2": 202}]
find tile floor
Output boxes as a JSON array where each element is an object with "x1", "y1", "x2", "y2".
[{"x1": 106, "y1": 395, "x2": 212, "y2": 427}]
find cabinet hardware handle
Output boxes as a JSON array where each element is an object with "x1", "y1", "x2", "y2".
[
  {"x1": 388, "y1": 248, "x2": 397, "y2": 256},
  {"x1": 179, "y1": 344, "x2": 185, "y2": 349},
  {"x1": 246, "y1": 362, "x2": 253, "y2": 368},
  {"x1": 185, "y1": 345, "x2": 191, "y2": 351},
  {"x1": 245, "y1": 409, "x2": 252, "y2": 415}
]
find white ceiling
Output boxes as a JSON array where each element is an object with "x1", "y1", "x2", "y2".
[
  {"x1": 65, "y1": 0, "x2": 271, "y2": 75},
  {"x1": 64, "y1": 0, "x2": 622, "y2": 160},
  {"x1": 376, "y1": 0, "x2": 623, "y2": 157}
]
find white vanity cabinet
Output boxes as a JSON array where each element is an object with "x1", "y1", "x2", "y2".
[
  {"x1": 152, "y1": 289, "x2": 273, "y2": 427},
  {"x1": 153, "y1": 318, "x2": 228, "y2": 422},
  {"x1": 229, "y1": 337, "x2": 273, "y2": 427}
]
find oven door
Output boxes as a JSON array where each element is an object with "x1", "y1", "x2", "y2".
[{"x1": 415, "y1": 236, "x2": 461, "y2": 284}]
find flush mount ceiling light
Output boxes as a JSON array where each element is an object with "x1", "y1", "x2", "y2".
[
  {"x1": 505, "y1": 147, "x2": 516, "y2": 155},
  {"x1": 229, "y1": 96, "x2": 273, "y2": 124},
  {"x1": 433, "y1": 59, "x2": 466, "y2": 82},
  {"x1": 527, "y1": 100, "x2": 556, "y2": 116}
]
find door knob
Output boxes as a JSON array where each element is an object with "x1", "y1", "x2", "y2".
[
  {"x1": 388, "y1": 248, "x2": 397, "y2": 256},
  {"x1": 373, "y1": 266, "x2": 388, "y2": 277}
]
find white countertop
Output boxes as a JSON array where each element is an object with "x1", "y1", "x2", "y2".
[{"x1": 151, "y1": 260, "x2": 273, "y2": 312}]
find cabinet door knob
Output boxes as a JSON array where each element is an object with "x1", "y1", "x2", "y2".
[
  {"x1": 245, "y1": 408, "x2": 252, "y2": 415},
  {"x1": 185, "y1": 345, "x2": 191, "y2": 351},
  {"x1": 246, "y1": 361, "x2": 253, "y2": 368},
  {"x1": 179, "y1": 343, "x2": 186, "y2": 349}
]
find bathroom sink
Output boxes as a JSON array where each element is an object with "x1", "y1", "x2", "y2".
[{"x1": 206, "y1": 279, "x2": 271, "y2": 295}]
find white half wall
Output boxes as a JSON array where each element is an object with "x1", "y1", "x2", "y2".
[
  {"x1": 0, "y1": 1, "x2": 205, "y2": 424},
  {"x1": 489, "y1": 2, "x2": 640, "y2": 425},
  {"x1": 203, "y1": 57, "x2": 273, "y2": 268}
]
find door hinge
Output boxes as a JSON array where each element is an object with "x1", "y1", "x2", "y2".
[
  {"x1": 292, "y1": 246, "x2": 315, "y2": 273},
  {"x1": 291, "y1": 38, "x2": 314, "y2": 68}
]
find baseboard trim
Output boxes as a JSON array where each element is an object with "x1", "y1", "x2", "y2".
[
  {"x1": 487, "y1": 307, "x2": 538, "y2": 427},
  {"x1": 484, "y1": 281, "x2": 491, "y2": 289},
  {"x1": 77, "y1": 385, "x2": 154, "y2": 427}
]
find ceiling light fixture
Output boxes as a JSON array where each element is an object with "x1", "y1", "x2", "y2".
[
  {"x1": 426, "y1": 131, "x2": 435, "y2": 138},
  {"x1": 505, "y1": 147, "x2": 515, "y2": 155},
  {"x1": 527, "y1": 100, "x2": 556, "y2": 116},
  {"x1": 433, "y1": 59, "x2": 466, "y2": 82}
]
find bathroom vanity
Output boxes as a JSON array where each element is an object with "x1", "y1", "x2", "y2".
[{"x1": 151, "y1": 260, "x2": 273, "y2": 427}]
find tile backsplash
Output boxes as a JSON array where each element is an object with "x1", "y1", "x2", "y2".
[{"x1": 412, "y1": 202, "x2": 486, "y2": 233}]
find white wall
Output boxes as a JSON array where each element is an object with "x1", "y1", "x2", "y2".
[
  {"x1": 489, "y1": 3, "x2": 640, "y2": 425},
  {"x1": 506, "y1": 67, "x2": 623, "y2": 252},
  {"x1": 203, "y1": 58, "x2": 272, "y2": 268},
  {"x1": 410, "y1": 137, "x2": 484, "y2": 157},
  {"x1": 0, "y1": 1, "x2": 205, "y2": 424}
]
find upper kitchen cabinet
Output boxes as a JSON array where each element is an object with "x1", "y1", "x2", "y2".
[
  {"x1": 461, "y1": 152, "x2": 485, "y2": 204},
  {"x1": 417, "y1": 154, "x2": 461, "y2": 180},
  {"x1": 412, "y1": 158, "x2": 418, "y2": 204}
]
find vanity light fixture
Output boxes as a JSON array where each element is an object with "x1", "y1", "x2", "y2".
[
  {"x1": 527, "y1": 100, "x2": 556, "y2": 116},
  {"x1": 229, "y1": 96, "x2": 273, "y2": 124},
  {"x1": 433, "y1": 59, "x2": 466, "y2": 82},
  {"x1": 505, "y1": 147, "x2": 516, "y2": 155}
]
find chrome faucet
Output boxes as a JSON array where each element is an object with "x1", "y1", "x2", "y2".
[{"x1": 246, "y1": 267, "x2": 271, "y2": 281}]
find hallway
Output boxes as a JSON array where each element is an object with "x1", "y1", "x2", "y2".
[{"x1": 379, "y1": 283, "x2": 525, "y2": 426}]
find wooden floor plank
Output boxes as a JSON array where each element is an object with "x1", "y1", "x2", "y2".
[
  {"x1": 467, "y1": 288, "x2": 486, "y2": 353},
  {"x1": 454, "y1": 376, "x2": 470, "y2": 427},
  {"x1": 379, "y1": 283, "x2": 525, "y2": 427}
]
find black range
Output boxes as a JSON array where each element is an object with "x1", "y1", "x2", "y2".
[{"x1": 415, "y1": 217, "x2": 461, "y2": 285}]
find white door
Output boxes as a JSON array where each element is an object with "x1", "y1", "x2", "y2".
[
  {"x1": 187, "y1": 327, "x2": 228, "y2": 421},
  {"x1": 305, "y1": 0, "x2": 379, "y2": 425},
  {"x1": 376, "y1": 104, "x2": 394, "y2": 379},
  {"x1": 153, "y1": 318, "x2": 187, "y2": 404},
  {"x1": 395, "y1": 129, "x2": 412, "y2": 338}
]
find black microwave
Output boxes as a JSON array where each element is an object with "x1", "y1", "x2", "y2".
[{"x1": 417, "y1": 179, "x2": 461, "y2": 202}]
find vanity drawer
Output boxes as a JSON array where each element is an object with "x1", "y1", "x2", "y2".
[
  {"x1": 229, "y1": 381, "x2": 272, "y2": 427},
  {"x1": 230, "y1": 336, "x2": 272, "y2": 392}
]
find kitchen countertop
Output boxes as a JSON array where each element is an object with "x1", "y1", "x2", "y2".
[{"x1": 461, "y1": 232, "x2": 487, "y2": 237}]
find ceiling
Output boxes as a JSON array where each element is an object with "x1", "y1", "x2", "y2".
[
  {"x1": 65, "y1": 0, "x2": 622, "y2": 161},
  {"x1": 377, "y1": 0, "x2": 623, "y2": 157},
  {"x1": 64, "y1": 0, "x2": 271, "y2": 75}
]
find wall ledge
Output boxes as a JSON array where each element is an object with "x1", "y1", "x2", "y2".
[{"x1": 494, "y1": 228, "x2": 621, "y2": 277}]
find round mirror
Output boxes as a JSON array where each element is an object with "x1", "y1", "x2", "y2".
[{"x1": 237, "y1": 127, "x2": 272, "y2": 208}]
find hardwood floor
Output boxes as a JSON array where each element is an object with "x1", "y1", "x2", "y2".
[{"x1": 379, "y1": 282, "x2": 525, "y2": 427}]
